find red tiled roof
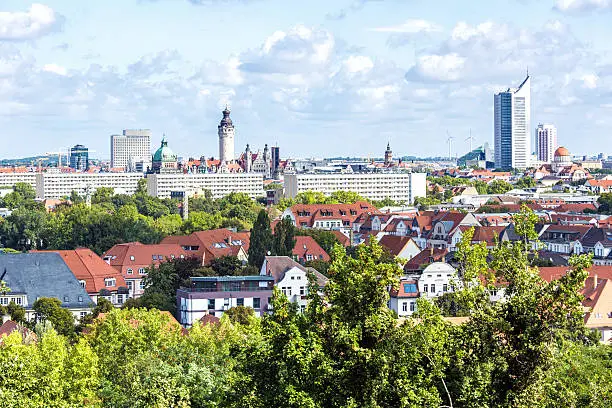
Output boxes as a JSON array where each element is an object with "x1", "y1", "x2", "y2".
[
  {"x1": 404, "y1": 248, "x2": 448, "y2": 272},
  {"x1": 539, "y1": 265, "x2": 612, "y2": 282},
  {"x1": 293, "y1": 236, "x2": 330, "y2": 262},
  {"x1": 470, "y1": 226, "x2": 506, "y2": 246},
  {"x1": 390, "y1": 279, "x2": 419, "y2": 298},
  {"x1": 0, "y1": 320, "x2": 36, "y2": 342},
  {"x1": 36, "y1": 249, "x2": 127, "y2": 294},
  {"x1": 200, "y1": 314, "x2": 221, "y2": 325},
  {"x1": 379, "y1": 235, "x2": 415, "y2": 257},
  {"x1": 162, "y1": 229, "x2": 250, "y2": 265},
  {"x1": 331, "y1": 230, "x2": 350, "y2": 247},
  {"x1": 104, "y1": 242, "x2": 192, "y2": 277},
  {"x1": 287, "y1": 201, "x2": 377, "y2": 228}
]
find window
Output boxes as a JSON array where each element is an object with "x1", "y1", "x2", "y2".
[
  {"x1": 402, "y1": 302, "x2": 408, "y2": 312},
  {"x1": 152, "y1": 255, "x2": 158, "y2": 260},
  {"x1": 443, "y1": 284, "x2": 448, "y2": 292},
  {"x1": 79, "y1": 280, "x2": 86, "y2": 288},
  {"x1": 104, "y1": 278, "x2": 116, "y2": 287},
  {"x1": 423, "y1": 284, "x2": 428, "y2": 293},
  {"x1": 15, "y1": 297, "x2": 22, "y2": 305},
  {"x1": 208, "y1": 299, "x2": 215, "y2": 309},
  {"x1": 224, "y1": 298, "x2": 230, "y2": 306},
  {"x1": 138, "y1": 268, "x2": 146, "y2": 275},
  {"x1": 253, "y1": 298, "x2": 261, "y2": 309},
  {"x1": 80, "y1": 311, "x2": 88, "y2": 319},
  {"x1": 127, "y1": 281, "x2": 133, "y2": 290},
  {"x1": 130, "y1": 255, "x2": 135, "y2": 261},
  {"x1": 237, "y1": 298, "x2": 244, "y2": 306},
  {"x1": 410, "y1": 302, "x2": 415, "y2": 312},
  {"x1": 430, "y1": 284, "x2": 435, "y2": 293},
  {"x1": 117, "y1": 294, "x2": 124, "y2": 304},
  {"x1": 180, "y1": 255, "x2": 185, "y2": 259},
  {"x1": 139, "y1": 281, "x2": 145, "y2": 290},
  {"x1": 300, "y1": 287, "x2": 305, "y2": 296},
  {"x1": 127, "y1": 268, "x2": 133, "y2": 275},
  {"x1": 78, "y1": 296, "x2": 83, "y2": 303},
  {"x1": 63, "y1": 296, "x2": 69, "y2": 302},
  {"x1": 403, "y1": 283, "x2": 417, "y2": 293},
  {"x1": 0, "y1": 297, "x2": 8, "y2": 305},
  {"x1": 291, "y1": 276, "x2": 295, "y2": 280}
]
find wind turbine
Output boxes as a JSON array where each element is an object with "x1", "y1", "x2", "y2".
[
  {"x1": 465, "y1": 129, "x2": 475, "y2": 153},
  {"x1": 446, "y1": 130, "x2": 454, "y2": 161}
]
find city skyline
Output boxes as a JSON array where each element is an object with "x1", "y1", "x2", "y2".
[{"x1": 2, "y1": 0, "x2": 612, "y2": 159}]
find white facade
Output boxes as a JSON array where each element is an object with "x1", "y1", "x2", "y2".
[
  {"x1": 218, "y1": 108, "x2": 235, "y2": 164},
  {"x1": 0, "y1": 172, "x2": 37, "y2": 188},
  {"x1": 261, "y1": 263, "x2": 311, "y2": 312},
  {"x1": 417, "y1": 263, "x2": 457, "y2": 298},
  {"x1": 284, "y1": 172, "x2": 426, "y2": 204},
  {"x1": 110, "y1": 129, "x2": 151, "y2": 170},
  {"x1": 535, "y1": 124, "x2": 557, "y2": 164},
  {"x1": 146, "y1": 173, "x2": 264, "y2": 199},
  {"x1": 35, "y1": 172, "x2": 144, "y2": 199}
]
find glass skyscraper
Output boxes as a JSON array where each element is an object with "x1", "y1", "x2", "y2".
[
  {"x1": 69, "y1": 144, "x2": 89, "y2": 171},
  {"x1": 494, "y1": 75, "x2": 531, "y2": 170}
]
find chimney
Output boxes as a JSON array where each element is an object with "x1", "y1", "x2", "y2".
[{"x1": 594, "y1": 274, "x2": 598, "y2": 290}]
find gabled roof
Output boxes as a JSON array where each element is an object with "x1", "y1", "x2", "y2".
[
  {"x1": 539, "y1": 265, "x2": 612, "y2": 282},
  {"x1": 36, "y1": 249, "x2": 127, "y2": 294},
  {"x1": 580, "y1": 228, "x2": 612, "y2": 248},
  {"x1": 286, "y1": 201, "x2": 377, "y2": 228},
  {"x1": 330, "y1": 230, "x2": 351, "y2": 247},
  {"x1": 554, "y1": 203, "x2": 598, "y2": 213},
  {"x1": 293, "y1": 236, "x2": 330, "y2": 262},
  {"x1": 0, "y1": 253, "x2": 94, "y2": 309},
  {"x1": 262, "y1": 256, "x2": 328, "y2": 287},
  {"x1": 469, "y1": 226, "x2": 506, "y2": 246},
  {"x1": 161, "y1": 229, "x2": 250, "y2": 264},
  {"x1": 378, "y1": 235, "x2": 417, "y2": 257},
  {"x1": 404, "y1": 248, "x2": 448, "y2": 272},
  {"x1": 104, "y1": 242, "x2": 192, "y2": 275},
  {"x1": 390, "y1": 279, "x2": 419, "y2": 298}
]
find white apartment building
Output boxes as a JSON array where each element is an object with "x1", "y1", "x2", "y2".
[
  {"x1": 35, "y1": 172, "x2": 143, "y2": 198},
  {"x1": 535, "y1": 124, "x2": 557, "y2": 163},
  {"x1": 110, "y1": 129, "x2": 152, "y2": 170},
  {"x1": 0, "y1": 172, "x2": 37, "y2": 189},
  {"x1": 284, "y1": 172, "x2": 426, "y2": 204},
  {"x1": 146, "y1": 173, "x2": 264, "y2": 199}
]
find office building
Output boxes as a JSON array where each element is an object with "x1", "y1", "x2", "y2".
[
  {"x1": 110, "y1": 129, "x2": 152, "y2": 170},
  {"x1": 35, "y1": 172, "x2": 143, "y2": 199},
  {"x1": 283, "y1": 172, "x2": 427, "y2": 204},
  {"x1": 494, "y1": 75, "x2": 531, "y2": 169},
  {"x1": 535, "y1": 124, "x2": 557, "y2": 163},
  {"x1": 218, "y1": 107, "x2": 235, "y2": 164},
  {"x1": 271, "y1": 146, "x2": 280, "y2": 176},
  {"x1": 146, "y1": 172, "x2": 264, "y2": 199},
  {"x1": 69, "y1": 144, "x2": 89, "y2": 171},
  {"x1": 0, "y1": 172, "x2": 37, "y2": 189}
]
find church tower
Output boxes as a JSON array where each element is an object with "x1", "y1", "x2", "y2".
[
  {"x1": 244, "y1": 144, "x2": 252, "y2": 173},
  {"x1": 218, "y1": 107, "x2": 235, "y2": 164},
  {"x1": 384, "y1": 142, "x2": 393, "y2": 166}
]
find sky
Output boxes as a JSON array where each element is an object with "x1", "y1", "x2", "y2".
[{"x1": 1, "y1": 0, "x2": 612, "y2": 160}]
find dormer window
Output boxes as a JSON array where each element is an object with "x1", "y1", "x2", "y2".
[
  {"x1": 104, "y1": 278, "x2": 116, "y2": 287},
  {"x1": 79, "y1": 280, "x2": 86, "y2": 288},
  {"x1": 130, "y1": 256, "x2": 135, "y2": 261}
]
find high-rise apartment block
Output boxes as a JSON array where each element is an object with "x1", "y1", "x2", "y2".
[
  {"x1": 535, "y1": 124, "x2": 558, "y2": 163},
  {"x1": 494, "y1": 75, "x2": 531, "y2": 169},
  {"x1": 69, "y1": 144, "x2": 89, "y2": 171},
  {"x1": 110, "y1": 129, "x2": 152, "y2": 170}
]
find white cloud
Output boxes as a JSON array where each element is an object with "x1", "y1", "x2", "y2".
[
  {"x1": 372, "y1": 19, "x2": 442, "y2": 33},
  {"x1": 42, "y1": 63, "x2": 67, "y2": 76},
  {"x1": 0, "y1": 3, "x2": 61, "y2": 40},
  {"x1": 554, "y1": 0, "x2": 612, "y2": 12},
  {"x1": 343, "y1": 56, "x2": 374, "y2": 74},
  {"x1": 408, "y1": 53, "x2": 466, "y2": 82},
  {"x1": 582, "y1": 74, "x2": 598, "y2": 89}
]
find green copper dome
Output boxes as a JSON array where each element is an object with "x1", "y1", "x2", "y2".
[{"x1": 153, "y1": 137, "x2": 177, "y2": 162}]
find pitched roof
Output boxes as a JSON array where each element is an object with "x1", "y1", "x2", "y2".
[
  {"x1": 292, "y1": 236, "x2": 330, "y2": 262},
  {"x1": 104, "y1": 242, "x2": 192, "y2": 275},
  {"x1": 0, "y1": 320, "x2": 36, "y2": 343},
  {"x1": 539, "y1": 265, "x2": 612, "y2": 282},
  {"x1": 262, "y1": 256, "x2": 328, "y2": 287},
  {"x1": 287, "y1": 201, "x2": 377, "y2": 228},
  {"x1": 580, "y1": 227, "x2": 612, "y2": 248},
  {"x1": 161, "y1": 229, "x2": 250, "y2": 264},
  {"x1": 0, "y1": 253, "x2": 94, "y2": 309},
  {"x1": 378, "y1": 235, "x2": 416, "y2": 257},
  {"x1": 36, "y1": 249, "x2": 127, "y2": 294},
  {"x1": 390, "y1": 279, "x2": 419, "y2": 298},
  {"x1": 469, "y1": 226, "x2": 506, "y2": 245},
  {"x1": 404, "y1": 248, "x2": 449, "y2": 272},
  {"x1": 554, "y1": 203, "x2": 598, "y2": 213},
  {"x1": 330, "y1": 230, "x2": 351, "y2": 247}
]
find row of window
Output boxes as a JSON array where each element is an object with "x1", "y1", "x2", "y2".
[
  {"x1": 401, "y1": 301, "x2": 416, "y2": 312},
  {"x1": 422, "y1": 283, "x2": 449, "y2": 293},
  {"x1": 280, "y1": 286, "x2": 307, "y2": 297},
  {"x1": 126, "y1": 281, "x2": 146, "y2": 291},
  {"x1": 126, "y1": 268, "x2": 147, "y2": 275},
  {"x1": 207, "y1": 297, "x2": 266, "y2": 309},
  {"x1": 0, "y1": 297, "x2": 23, "y2": 306}
]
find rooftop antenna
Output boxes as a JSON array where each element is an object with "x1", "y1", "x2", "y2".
[
  {"x1": 446, "y1": 130, "x2": 454, "y2": 161},
  {"x1": 465, "y1": 128, "x2": 475, "y2": 152}
]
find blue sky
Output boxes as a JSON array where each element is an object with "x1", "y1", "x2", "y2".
[{"x1": 1, "y1": 0, "x2": 612, "y2": 160}]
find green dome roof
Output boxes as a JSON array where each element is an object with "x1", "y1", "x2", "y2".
[{"x1": 153, "y1": 137, "x2": 177, "y2": 162}]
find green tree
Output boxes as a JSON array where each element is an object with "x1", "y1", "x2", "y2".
[
  {"x1": 296, "y1": 228, "x2": 340, "y2": 254},
  {"x1": 182, "y1": 211, "x2": 223, "y2": 234},
  {"x1": 487, "y1": 180, "x2": 513, "y2": 195},
  {"x1": 91, "y1": 187, "x2": 115, "y2": 204},
  {"x1": 0, "y1": 207, "x2": 48, "y2": 250},
  {"x1": 597, "y1": 192, "x2": 612, "y2": 214},
  {"x1": 248, "y1": 210, "x2": 273, "y2": 268},
  {"x1": 272, "y1": 216, "x2": 296, "y2": 257},
  {"x1": 325, "y1": 190, "x2": 366, "y2": 204},
  {"x1": 224, "y1": 305, "x2": 256, "y2": 325},
  {"x1": 210, "y1": 255, "x2": 243, "y2": 276},
  {"x1": 7, "y1": 301, "x2": 26, "y2": 323},
  {"x1": 515, "y1": 176, "x2": 536, "y2": 189},
  {"x1": 32, "y1": 297, "x2": 76, "y2": 337}
]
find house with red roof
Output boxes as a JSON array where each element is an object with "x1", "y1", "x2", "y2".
[
  {"x1": 330, "y1": 230, "x2": 351, "y2": 247},
  {"x1": 161, "y1": 228, "x2": 250, "y2": 266},
  {"x1": 584, "y1": 178, "x2": 612, "y2": 194},
  {"x1": 404, "y1": 248, "x2": 449, "y2": 273},
  {"x1": 427, "y1": 211, "x2": 480, "y2": 249},
  {"x1": 378, "y1": 235, "x2": 420, "y2": 262},
  {"x1": 389, "y1": 279, "x2": 419, "y2": 317},
  {"x1": 292, "y1": 236, "x2": 330, "y2": 264},
  {"x1": 37, "y1": 249, "x2": 129, "y2": 306},
  {"x1": 104, "y1": 243, "x2": 191, "y2": 298},
  {"x1": 281, "y1": 201, "x2": 377, "y2": 230},
  {"x1": 448, "y1": 225, "x2": 506, "y2": 251}
]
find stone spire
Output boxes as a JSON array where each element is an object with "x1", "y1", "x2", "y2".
[
  {"x1": 218, "y1": 107, "x2": 235, "y2": 164},
  {"x1": 384, "y1": 141, "x2": 393, "y2": 166}
]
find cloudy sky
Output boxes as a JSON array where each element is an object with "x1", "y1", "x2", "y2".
[{"x1": 1, "y1": 0, "x2": 612, "y2": 160}]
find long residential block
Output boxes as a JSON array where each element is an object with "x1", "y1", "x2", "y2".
[
  {"x1": 146, "y1": 173, "x2": 264, "y2": 199},
  {"x1": 36, "y1": 172, "x2": 143, "y2": 198},
  {"x1": 284, "y1": 172, "x2": 427, "y2": 204}
]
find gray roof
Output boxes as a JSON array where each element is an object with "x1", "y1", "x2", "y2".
[
  {"x1": 263, "y1": 256, "x2": 329, "y2": 287},
  {"x1": 0, "y1": 253, "x2": 94, "y2": 309}
]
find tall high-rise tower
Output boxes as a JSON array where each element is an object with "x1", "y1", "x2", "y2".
[
  {"x1": 110, "y1": 129, "x2": 151, "y2": 170},
  {"x1": 535, "y1": 124, "x2": 557, "y2": 164},
  {"x1": 494, "y1": 75, "x2": 531, "y2": 169},
  {"x1": 218, "y1": 107, "x2": 235, "y2": 164}
]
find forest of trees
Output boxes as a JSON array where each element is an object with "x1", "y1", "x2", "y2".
[{"x1": 1, "y1": 209, "x2": 610, "y2": 407}]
